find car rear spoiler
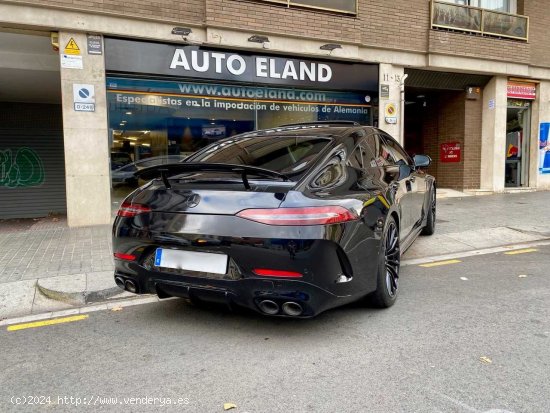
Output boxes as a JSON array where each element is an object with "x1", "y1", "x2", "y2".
[{"x1": 135, "y1": 162, "x2": 291, "y2": 190}]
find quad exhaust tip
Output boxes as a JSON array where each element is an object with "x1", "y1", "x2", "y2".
[
  {"x1": 258, "y1": 300, "x2": 279, "y2": 315},
  {"x1": 282, "y1": 302, "x2": 303, "y2": 316},
  {"x1": 114, "y1": 276, "x2": 125, "y2": 289},
  {"x1": 124, "y1": 280, "x2": 138, "y2": 294}
]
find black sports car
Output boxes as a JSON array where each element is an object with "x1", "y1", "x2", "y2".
[{"x1": 112, "y1": 122, "x2": 436, "y2": 317}]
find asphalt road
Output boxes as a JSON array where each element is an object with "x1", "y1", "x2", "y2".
[{"x1": 1, "y1": 246, "x2": 549, "y2": 413}]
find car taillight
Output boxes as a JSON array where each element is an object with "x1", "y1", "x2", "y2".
[
  {"x1": 253, "y1": 268, "x2": 303, "y2": 278},
  {"x1": 236, "y1": 206, "x2": 358, "y2": 226},
  {"x1": 117, "y1": 202, "x2": 151, "y2": 217},
  {"x1": 114, "y1": 252, "x2": 137, "y2": 261}
]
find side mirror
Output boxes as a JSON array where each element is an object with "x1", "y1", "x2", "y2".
[{"x1": 413, "y1": 154, "x2": 431, "y2": 168}]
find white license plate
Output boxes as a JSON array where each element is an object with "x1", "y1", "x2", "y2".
[{"x1": 154, "y1": 248, "x2": 228, "y2": 275}]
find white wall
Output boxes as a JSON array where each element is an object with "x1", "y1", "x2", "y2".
[
  {"x1": 59, "y1": 32, "x2": 111, "y2": 226},
  {"x1": 378, "y1": 64, "x2": 404, "y2": 144},
  {"x1": 481, "y1": 76, "x2": 508, "y2": 191}
]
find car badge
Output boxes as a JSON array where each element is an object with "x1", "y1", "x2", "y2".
[{"x1": 184, "y1": 193, "x2": 201, "y2": 208}]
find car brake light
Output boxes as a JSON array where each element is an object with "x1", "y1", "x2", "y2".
[
  {"x1": 253, "y1": 268, "x2": 303, "y2": 278},
  {"x1": 236, "y1": 206, "x2": 358, "y2": 226},
  {"x1": 117, "y1": 202, "x2": 152, "y2": 217},
  {"x1": 114, "y1": 252, "x2": 136, "y2": 261}
]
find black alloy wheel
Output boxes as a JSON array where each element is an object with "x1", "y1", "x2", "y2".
[
  {"x1": 384, "y1": 220, "x2": 400, "y2": 298},
  {"x1": 368, "y1": 216, "x2": 400, "y2": 308},
  {"x1": 421, "y1": 188, "x2": 436, "y2": 236}
]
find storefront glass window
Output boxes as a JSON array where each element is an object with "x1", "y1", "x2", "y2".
[{"x1": 106, "y1": 77, "x2": 372, "y2": 162}]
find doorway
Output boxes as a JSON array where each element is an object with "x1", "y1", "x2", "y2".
[{"x1": 505, "y1": 100, "x2": 531, "y2": 187}]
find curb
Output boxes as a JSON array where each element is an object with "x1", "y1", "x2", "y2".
[
  {"x1": 36, "y1": 281, "x2": 124, "y2": 306},
  {"x1": 35, "y1": 271, "x2": 126, "y2": 306}
]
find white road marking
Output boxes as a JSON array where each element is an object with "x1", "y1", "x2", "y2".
[
  {"x1": 402, "y1": 239, "x2": 550, "y2": 267},
  {"x1": 0, "y1": 296, "x2": 167, "y2": 327}
]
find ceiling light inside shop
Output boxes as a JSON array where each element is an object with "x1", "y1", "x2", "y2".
[
  {"x1": 130, "y1": 142, "x2": 136, "y2": 146},
  {"x1": 142, "y1": 143, "x2": 151, "y2": 147},
  {"x1": 127, "y1": 137, "x2": 138, "y2": 141},
  {"x1": 142, "y1": 130, "x2": 150, "y2": 134},
  {"x1": 125, "y1": 111, "x2": 132, "y2": 115}
]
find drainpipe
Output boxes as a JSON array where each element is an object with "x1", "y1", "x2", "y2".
[{"x1": 400, "y1": 74, "x2": 409, "y2": 146}]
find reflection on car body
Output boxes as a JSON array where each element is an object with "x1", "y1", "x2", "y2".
[
  {"x1": 111, "y1": 155, "x2": 187, "y2": 186},
  {"x1": 112, "y1": 122, "x2": 436, "y2": 317}
]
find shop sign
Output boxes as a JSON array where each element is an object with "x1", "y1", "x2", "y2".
[
  {"x1": 87, "y1": 34, "x2": 103, "y2": 55},
  {"x1": 507, "y1": 82, "x2": 536, "y2": 100},
  {"x1": 104, "y1": 38, "x2": 378, "y2": 92},
  {"x1": 440, "y1": 142, "x2": 461, "y2": 163},
  {"x1": 380, "y1": 84, "x2": 390, "y2": 99},
  {"x1": 73, "y1": 84, "x2": 95, "y2": 112}
]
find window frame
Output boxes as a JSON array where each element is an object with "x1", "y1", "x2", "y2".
[
  {"x1": 439, "y1": 0, "x2": 515, "y2": 13},
  {"x1": 251, "y1": 0, "x2": 358, "y2": 16},
  {"x1": 378, "y1": 133, "x2": 413, "y2": 167}
]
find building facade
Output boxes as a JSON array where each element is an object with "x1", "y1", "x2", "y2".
[{"x1": 0, "y1": 0, "x2": 549, "y2": 226}]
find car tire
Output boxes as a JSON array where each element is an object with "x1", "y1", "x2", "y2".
[
  {"x1": 367, "y1": 215, "x2": 400, "y2": 308},
  {"x1": 421, "y1": 187, "x2": 436, "y2": 236}
]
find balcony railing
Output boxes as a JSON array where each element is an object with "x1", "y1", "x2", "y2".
[{"x1": 431, "y1": 1, "x2": 529, "y2": 41}]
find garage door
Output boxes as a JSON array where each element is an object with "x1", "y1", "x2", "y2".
[{"x1": 0, "y1": 103, "x2": 66, "y2": 219}]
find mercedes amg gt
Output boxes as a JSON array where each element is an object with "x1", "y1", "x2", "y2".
[{"x1": 112, "y1": 122, "x2": 436, "y2": 317}]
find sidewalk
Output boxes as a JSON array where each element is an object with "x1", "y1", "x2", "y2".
[{"x1": 2, "y1": 189, "x2": 550, "y2": 320}]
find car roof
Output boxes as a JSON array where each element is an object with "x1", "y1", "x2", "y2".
[{"x1": 236, "y1": 124, "x2": 377, "y2": 141}]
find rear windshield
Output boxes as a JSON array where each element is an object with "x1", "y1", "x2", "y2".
[{"x1": 187, "y1": 136, "x2": 332, "y2": 174}]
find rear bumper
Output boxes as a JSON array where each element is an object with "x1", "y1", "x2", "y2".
[
  {"x1": 112, "y1": 212, "x2": 381, "y2": 316},
  {"x1": 114, "y1": 265, "x2": 358, "y2": 317}
]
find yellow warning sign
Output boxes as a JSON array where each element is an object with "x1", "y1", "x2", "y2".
[{"x1": 64, "y1": 38, "x2": 80, "y2": 55}]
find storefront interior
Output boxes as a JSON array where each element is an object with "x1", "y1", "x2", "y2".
[
  {"x1": 107, "y1": 76, "x2": 375, "y2": 197},
  {"x1": 505, "y1": 100, "x2": 531, "y2": 187}
]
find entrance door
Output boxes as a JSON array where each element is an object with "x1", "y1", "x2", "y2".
[{"x1": 505, "y1": 100, "x2": 531, "y2": 187}]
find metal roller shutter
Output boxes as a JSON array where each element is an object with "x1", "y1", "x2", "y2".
[{"x1": 0, "y1": 103, "x2": 66, "y2": 219}]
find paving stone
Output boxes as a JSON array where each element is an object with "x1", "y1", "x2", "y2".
[{"x1": 0, "y1": 280, "x2": 36, "y2": 319}]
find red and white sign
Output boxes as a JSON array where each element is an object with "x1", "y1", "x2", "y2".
[
  {"x1": 507, "y1": 82, "x2": 536, "y2": 100},
  {"x1": 440, "y1": 142, "x2": 461, "y2": 163}
]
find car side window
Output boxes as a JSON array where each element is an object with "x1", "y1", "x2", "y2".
[
  {"x1": 365, "y1": 134, "x2": 394, "y2": 167},
  {"x1": 347, "y1": 146, "x2": 364, "y2": 170},
  {"x1": 380, "y1": 134, "x2": 412, "y2": 166},
  {"x1": 311, "y1": 158, "x2": 345, "y2": 188}
]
